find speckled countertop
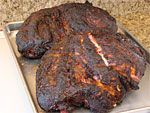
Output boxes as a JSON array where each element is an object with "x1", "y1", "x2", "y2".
[{"x1": 0, "y1": 0, "x2": 150, "y2": 48}]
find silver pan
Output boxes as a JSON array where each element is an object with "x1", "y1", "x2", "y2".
[{"x1": 3, "y1": 21, "x2": 150, "y2": 113}]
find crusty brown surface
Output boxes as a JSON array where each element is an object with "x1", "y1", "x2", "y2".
[
  {"x1": 16, "y1": 2, "x2": 117, "y2": 58},
  {"x1": 36, "y1": 33, "x2": 146, "y2": 113},
  {"x1": 16, "y1": 2, "x2": 147, "y2": 113}
]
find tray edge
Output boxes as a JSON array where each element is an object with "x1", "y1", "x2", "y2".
[{"x1": 3, "y1": 22, "x2": 38, "y2": 113}]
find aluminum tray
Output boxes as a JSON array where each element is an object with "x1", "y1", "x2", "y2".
[{"x1": 3, "y1": 21, "x2": 150, "y2": 113}]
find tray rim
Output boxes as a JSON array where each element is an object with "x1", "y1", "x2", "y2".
[
  {"x1": 3, "y1": 21, "x2": 150, "y2": 113},
  {"x1": 3, "y1": 21, "x2": 38, "y2": 113}
]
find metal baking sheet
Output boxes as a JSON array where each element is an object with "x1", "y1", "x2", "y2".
[{"x1": 3, "y1": 21, "x2": 150, "y2": 113}]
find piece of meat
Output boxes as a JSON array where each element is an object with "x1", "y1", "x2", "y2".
[
  {"x1": 16, "y1": 2, "x2": 147, "y2": 113},
  {"x1": 36, "y1": 33, "x2": 146, "y2": 113},
  {"x1": 16, "y1": 2, "x2": 118, "y2": 58}
]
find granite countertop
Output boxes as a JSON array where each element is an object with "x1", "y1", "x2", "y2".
[
  {"x1": 0, "y1": 0, "x2": 149, "y2": 48},
  {"x1": 116, "y1": 12, "x2": 150, "y2": 49}
]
